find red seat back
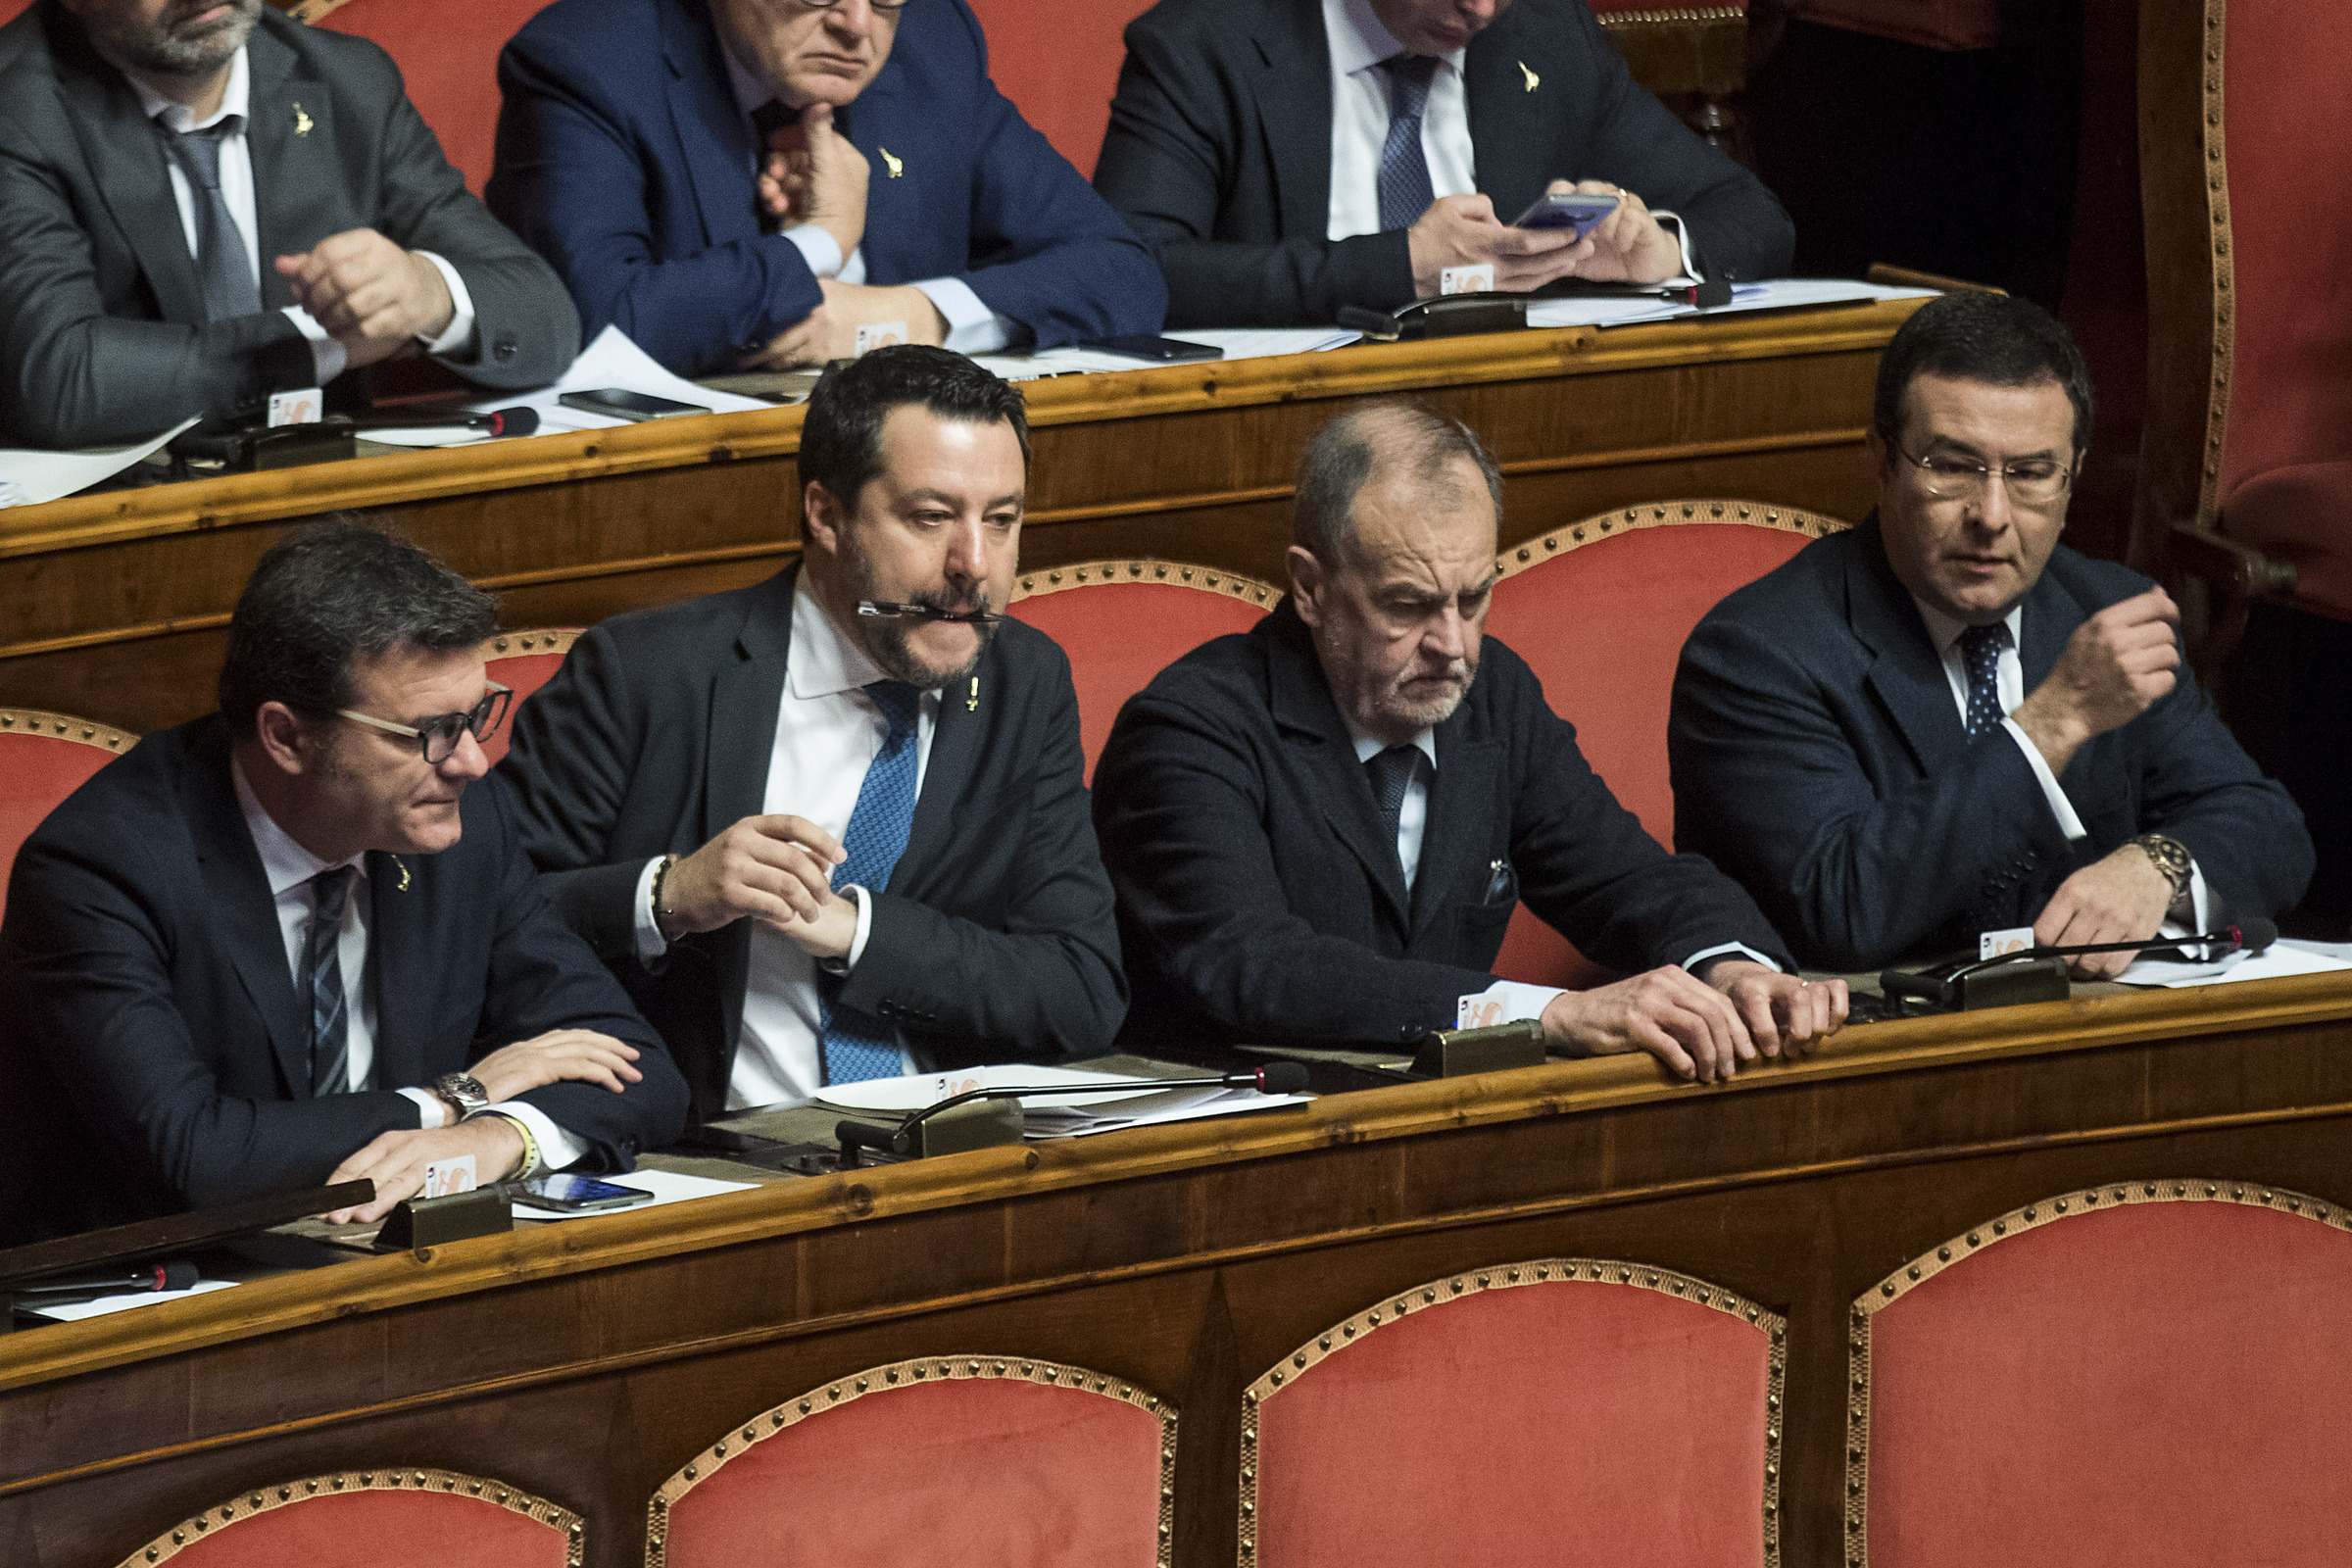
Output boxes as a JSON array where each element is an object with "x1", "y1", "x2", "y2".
[
  {"x1": 1855, "y1": 1182, "x2": 2352, "y2": 1566},
  {"x1": 0, "y1": 710, "x2": 137, "y2": 920},
  {"x1": 1247, "y1": 1258, "x2": 1781, "y2": 1568},
  {"x1": 1482, "y1": 503, "x2": 1845, "y2": 987},
  {"x1": 117, "y1": 1468, "x2": 578, "y2": 1568},
  {"x1": 300, "y1": 0, "x2": 558, "y2": 194},
  {"x1": 1008, "y1": 561, "x2": 1276, "y2": 784},
  {"x1": 651, "y1": 1356, "x2": 1174, "y2": 1568},
  {"x1": 476, "y1": 628, "x2": 580, "y2": 767}
]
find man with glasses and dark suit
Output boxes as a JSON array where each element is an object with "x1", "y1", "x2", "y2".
[
  {"x1": 487, "y1": 0, "x2": 1165, "y2": 376},
  {"x1": 1670, "y1": 291, "x2": 2312, "y2": 975},
  {"x1": 0, "y1": 521, "x2": 689, "y2": 1246}
]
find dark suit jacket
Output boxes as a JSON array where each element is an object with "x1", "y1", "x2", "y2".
[
  {"x1": 1092, "y1": 597, "x2": 1792, "y2": 1058},
  {"x1": 1669, "y1": 518, "x2": 2316, "y2": 970},
  {"x1": 494, "y1": 566, "x2": 1127, "y2": 1124},
  {"x1": 0, "y1": 717, "x2": 689, "y2": 1247},
  {"x1": 486, "y1": 0, "x2": 1166, "y2": 377},
  {"x1": 1091, "y1": 0, "x2": 1795, "y2": 328},
  {"x1": 0, "y1": 3, "x2": 579, "y2": 449}
]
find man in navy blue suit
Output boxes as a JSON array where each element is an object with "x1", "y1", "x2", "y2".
[{"x1": 486, "y1": 0, "x2": 1166, "y2": 376}]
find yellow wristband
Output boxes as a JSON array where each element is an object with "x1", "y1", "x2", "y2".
[{"x1": 472, "y1": 1110, "x2": 541, "y2": 1182}]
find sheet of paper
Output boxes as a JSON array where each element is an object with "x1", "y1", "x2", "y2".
[
  {"x1": 1165, "y1": 327, "x2": 1360, "y2": 359},
  {"x1": 0, "y1": 416, "x2": 201, "y2": 507},
  {"x1": 816, "y1": 1063, "x2": 1153, "y2": 1115},
  {"x1": 2120, "y1": 939, "x2": 2352, "y2": 988},
  {"x1": 514, "y1": 1167, "x2": 759, "y2": 1223},
  {"x1": 814, "y1": 1063, "x2": 1312, "y2": 1137},
  {"x1": 1022, "y1": 1084, "x2": 1314, "y2": 1138},
  {"x1": 970, "y1": 327, "x2": 1359, "y2": 382},
  {"x1": 458, "y1": 324, "x2": 771, "y2": 435},
  {"x1": 20, "y1": 1278, "x2": 239, "y2": 1323},
  {"x1": 1528, "y1": 278, "x2": 1936, "y2": 331}
]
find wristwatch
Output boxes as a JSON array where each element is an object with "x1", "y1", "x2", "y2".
[
  {"x1": 2131, "y1": 833, "x2": 2193, "y2": 901},
  {"x1": 434, "y1": 1072, "x2": 491, "y2": 1122}
]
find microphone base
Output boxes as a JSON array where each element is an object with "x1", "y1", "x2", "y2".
[
  {"x1": 1882, "y1": 956, "x2": 2071, "y2": 1013},
  {"x1": 1411, "y1": 1021, "x2": 1548, "y2": 1078}
]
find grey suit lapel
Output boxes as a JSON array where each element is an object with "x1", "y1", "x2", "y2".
[
  {"x1": 1409, "y1": 720, "x2": 1499, "y2": 944},
  {"x1": 1267, "y1": 608, "x2": 1411, "y2": 927},
  {"x1": 243, "y1": 25, "x2": 336, "y2": 311},
  {"x1": 1848, "y1": 522, "x2": 1972, "y2": 777},
  {"x1": 1252, "y1": 0, "x2": 1335, "y2": 242},
  {"x1": 56, "y1": 44, "x2": 206, "y2": 324},
  {"x1": 184, "y1": 740, "x2": 310, "y2": 1097}
]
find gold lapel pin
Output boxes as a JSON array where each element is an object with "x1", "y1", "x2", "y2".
[
  {"x1": 966, "y1": 674, "x2": 979, "y2": 712},
  {"x1": 1519, "y1": 62, "x2": 1540, "y2": 92},
  {"x1": 392, "y1": 856, "x2": 410, "y2": 892},
  {"x1": 878, "y1": 146, "x2": 904, "y2": 178},
  {"x1": 292, "y1": 101, "x2": 315, "y2": 136}
]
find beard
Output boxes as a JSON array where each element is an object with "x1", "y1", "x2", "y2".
[
  {"x1": 840, "y1": 531, "x2": 999, "y2": 691},
  {"x1": 1378, "y1": 654, "x2": 1478, "y2": 732},
  {"x1": 96, "y1": 0, "x2": 263, "y2": 77}
]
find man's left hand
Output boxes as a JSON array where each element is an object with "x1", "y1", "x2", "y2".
[
  {"x1": 321, "y1": 1115, "x2": 526, "y2": 1225},
  {"x1": 1702, "y1": 959, "x2": 1849, "y2": 1059},
  {"x1": 2032, "y1": 844, "x2": 2177, "y2": 978},
  {"x1": 1547, "y1": 178, "x2": 1684, "y2": 283},
  {"x1": 741, "y1": 279, "x2": 946, "y2": 369},
  {"x1": 274, "y1": 229, "x2": 455, "y2": 367}
]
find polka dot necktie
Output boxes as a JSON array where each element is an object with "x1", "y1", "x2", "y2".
[
  {"x1": 1958, "y1": 622, "x2": 2010, "y2": 738},
  {"x1": 816, "y1": 680, "x2": 924, "y2": 1084},
  {"x1": 1376, "y1": 55, "x2": 1441, "y2": 234},
  {"x1": 1365, "y1": 745, "x2": 1421, "y2": 872}
]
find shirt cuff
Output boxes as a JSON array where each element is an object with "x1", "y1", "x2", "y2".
[
  {"x1": 479, "y1": 1102, "x2": 589, "y2": 1177},
  {"x1": 413, "y1": 251, "x2": 478, "y2": 359},
  {"x1": 1650, "y1": 210, "x2": 1702, "y2": 283},
  {"x1": 283, "y1": 306, "x2": 349, "y2": 384},
  {"x1": 818, "y1": 884, "x2": 875, "y2": 975},
  {"x1": 1683, "y1": 942, "x2": 1783, "y2": 977},
  {"x1": 1468, "y1": 979, "x2": 1566, "y2": 1026},
  {"x1": 784, "y1": 223, "x2": 846, "y2": 280},
  {"x1": 1999, "y1": 716, "x2": 2090, "y2": 839},
  {"x1": 2157, "y1": 861, "x2": 2213, "y2": 942},
  {"x1": 398, "y1": 1085, "x2": 447, "y2": 1128},
  {"x1": 632, "y1": 855, "x2": 668, "y2": 962},
  {"x1": 910, "y1": 277, "x2": 1016, "y2": 356}
]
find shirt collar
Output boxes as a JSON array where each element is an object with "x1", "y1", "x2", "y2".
[
  {"x1": 230, "y1": 754, "x2": 368, "y2": 900},
  {"x1": 722, "y1": 30, "x2": 777, "y2": 119},
  {"x1": 127, "y1": 44, "x2": 250, "y2": 132},
  {"x1": 1348, "y1": 725, "x2": 1439, "y2": 772},
  {"x1": 789, "y1": 571, "x2": 905, "y2": 700},
  {"x1": 1325, "y1": 0, "x2": 1466, "y2": 76},
  {"x1": 1912, "y1": 595, "x2": 2025, "y2": 659}
]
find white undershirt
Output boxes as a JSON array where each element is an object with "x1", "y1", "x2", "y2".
[{"x1": 124, "y1": 47, "x2": 478, "y2": 388}]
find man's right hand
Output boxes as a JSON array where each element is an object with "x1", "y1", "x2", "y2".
[
  {"x1": 467, "y1": 1029, "x2": 643, "y2": 1102},
  {"x1": 1406, "y1": 193, "x2": 1580, "y2": 298},
  {"x1": 760, "y1": 103, "x2": 869, "y2": 262},
  {"x1": 1538, "y1": 965, "x2": 1758, "y2": 1085},
  {"x1": 2011, "y1": 587, "x2": 2181, "y2": 776},
  {"x1": 659, "y1": 814, "x2": 847, "y2": 938}
]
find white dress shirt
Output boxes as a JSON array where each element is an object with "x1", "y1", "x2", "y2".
[
  {"x1": 635, "y1": 576, "x2": 935, "y2": 1107},
  {"x1": 721, "y1": 46, "x2": 1015, "y2": 356},
  {"x1": 127, "y1": 47, "x2": 478, "y2": 388},
  {"x1": 1347, "y1": 723, "x2": 1777, "y2": 1028},
  {"x1": 230, "y1": 760, "x2": 585, "y2": 1172},
  {"x1": 1912, "y1": 597, "x2": 2208, "y2": 930}
]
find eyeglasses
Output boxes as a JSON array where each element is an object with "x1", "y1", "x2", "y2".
[
  {"x1": 338, "y1": 683, "x2": 513, "y2": 764},
  {"x1": 795, "y1": 0, "x2": 911, "y2": 10},
  {"x1": 1896, "y1": 443, "x2": 2074, "y2": 508}
]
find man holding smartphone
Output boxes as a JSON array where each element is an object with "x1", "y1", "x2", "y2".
[{"x1": 1094, "y1": 0, "x2": 1794, "y2": 328}]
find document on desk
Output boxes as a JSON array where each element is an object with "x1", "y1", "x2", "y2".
[
  {"x1": 817, "y1": 1063, "x2": 1312, "y2": 1137},
  {"x1": 970, "y1": 327, "x2": 1359, "y2": 382},
  {"x1": 1527, "y1": 278, "x2": 1936, "y2": 331},
  {"x1": 451, "y1": 324, "x2": 772, "y2": 436},
  {"x1": 0, "y1": 416, "x2": 201, "y2": 507},
  {"x1": 2119, "y1": 939, "x2": 2352, "y2": 988},
  {"x1": 20, "y1": 1278, "x2": 239, "y2": 1323}
]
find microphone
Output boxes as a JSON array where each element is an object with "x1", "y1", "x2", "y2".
[
  {"x1": 1882, "y1": 919, "x2": 2279, "y2": 1014},
  {"x1": 12, "y1": 1259, "x2": 200, "y2": 1309},
  {"x1": 1967, "y1": 918, "x2": 2277, "y2": 973},
  {"x1": 837, "y1": 1063, "x2": 1310, "y2": 1168},
  {"x1": 341, "y1": 406, "x2": 540, "y2": 438}
]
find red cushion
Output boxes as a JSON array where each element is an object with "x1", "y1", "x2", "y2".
[
  {"x1": 1482, "y1": 516, "x2": 1822, "y2": 987},
  {"x1": 2224, "y1": 461, "x2": 2352, "y2": 623},
  {"x1": 1250, "y1": 1263, "x2": 1776, "y2": 1568},
  {"x1": 313, "y1": 0, "x2": 559, "y2": 195},
  {"x1": 965, "y1": 0, "x2": 1157, "y2": 178},
  {"x1": 657, "y1": 1366, "x2": 1169, "y2": 1568},
  {"x1": 0, "y1": 728, "x2": 130, "y2": 920},
  {"x1": 1861, "y1": 1190, "x2": 2352, "y2": 1566},
  {"x1": 0, "y1": 0, "x2": 27, "y2": 26},
  {"x1": 133, "y1": 1478, "x2": 574, "y2": 1568},
  {"x1": 479, "y1": 632, "x2": 580, "y2": 766},
  {"x1": 1008, "y1": 576, "x2": 1271, "y2": 783}
]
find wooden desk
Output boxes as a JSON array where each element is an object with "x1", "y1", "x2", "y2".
[
  {"x1": 6, "y1": 974, "x2": 2350, "y2": 1568},
  {"x1": 0, "y1": 300, "x2": 1927, "y2": 733}
]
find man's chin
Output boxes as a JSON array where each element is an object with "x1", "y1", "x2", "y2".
[{"x1": 395, "y1": 803, "x2": 466, "y2": 857}]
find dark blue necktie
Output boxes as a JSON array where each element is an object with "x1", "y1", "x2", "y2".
[
  {"x1": 1959, "y1": 622, "x2": 2010, "y2": 738},
  {"x1": 1366, "y1": 744, "x2": 1421, "y2": 872},
  {"x1": 302, "y1": 865, "x2": 357, "y2": 1098},
  {"x1": 817, "y1": 680, "x2": 924, "y2": 1084},
  {"x1": 152, "y1": 116, "x2": 262, "y2": 322},
  {"x1": 1376, "y1": 55, "x2": 1441, "y2": 234}
]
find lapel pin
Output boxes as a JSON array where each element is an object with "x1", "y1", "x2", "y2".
[
  {"x1": 1519, "y1": 62, "x2": 1540, "y2": 92},
  {"x1": 877, "y1": 146, "x2": 904, "y2": 178},
  {"x1": 966, "y1": 674, "x2": 979, "y2": 712},
  {"x1": 291, "y1": 101, "x2": 314, "y2": 136},
  {"x1": 391, "y1": 856, "x2": 410, "y2": 892}
]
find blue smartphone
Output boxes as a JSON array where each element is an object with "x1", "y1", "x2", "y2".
[
  {"x1": 516, "y1": 1174, "x2": 655, "y2": 1212},
  {"x1": 1512, "y1": 192, "x2": 1618, "y2": 240}
]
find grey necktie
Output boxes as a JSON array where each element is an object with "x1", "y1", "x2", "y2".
[
  {"x1": 152, "y1": 115, "x2": 263, "y2": 322},
  {"x1": 1377, "y1": 55, "x2": 1441, "y2": 234},
  {"x1": 1365, "y1": 744, "x2": 1422, "y2": 872},
  {"x1": 303, "y1": 865, "x2": 357, "y2": 1099}
]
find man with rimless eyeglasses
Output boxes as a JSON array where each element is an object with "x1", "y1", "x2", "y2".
[
  {"x1": 0, "y1": 521, "x2": 687, "y2": 1245},
  {"x1": 1670, "y1": 291, "x2": 2312, "y2": 976}
]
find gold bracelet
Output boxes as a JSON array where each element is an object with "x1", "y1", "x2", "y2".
[
  {"x1": 471, "y1": 1110, "x2": 541, "y2": 1182},
  {"x1": 649, "y1": 853, "x2": 682, "y2": 944}
]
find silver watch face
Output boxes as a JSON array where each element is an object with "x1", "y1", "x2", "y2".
[{"x1": 438, "y1": 1073, "x2": 488, "y2": 1102}]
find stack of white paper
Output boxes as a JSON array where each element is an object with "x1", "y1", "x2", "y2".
[
  {"x1": 0, "y1": 416, "x2": 200, "y2": 507},
  {"x1": 2118, "y1": 939, "x2": 2352, "y2": 988},
  {"x1": 1528, "y1": 278, "x2": 1936, "y2": 331},
  {"x1": 817, "y1": 1062, "x2": 1311, "y2": 1139}
]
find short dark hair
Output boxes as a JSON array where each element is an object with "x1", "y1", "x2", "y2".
[
  {"x1": 218, "y1": 517, "x2": 499, "y2": 733},
  {"x1": 798, "y1": 344, "x2": 1030, "y2": 509},
  {"x1": 1294, "y1": 401, "x2": 1502, "y2": 564},
  {"x1": 1874, "y1": 291, "x2": 2094, "y2": 458}
]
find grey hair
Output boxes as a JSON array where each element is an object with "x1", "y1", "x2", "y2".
[{"x1": 1294, "y1": 401, "x2": 1502, "y2": 564}]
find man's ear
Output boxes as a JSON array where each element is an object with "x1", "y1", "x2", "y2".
[
  {"x1": 253, "y1": 703, "x2": 314, "y2": 777},
  {"x1": 803, "y1": 480, "x2": 846, "y2": 558},
  {"x1": 1286, "y1": 545, "x2": 1327, "y2": 629}
]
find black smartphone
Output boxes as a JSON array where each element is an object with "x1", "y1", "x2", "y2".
[
  {"x1": 515, "y1": 1174, "x2": 656, "y2": 1212},
  {"x1": 1511, "y1": 192, "x2": 1618, "y2": 239},
  {"x1": 1084, "y1": 335, "x2": 1224, "y2": 363},
  {"x1": 557, "y1": 388, "x2": 711, "y2": 421}
]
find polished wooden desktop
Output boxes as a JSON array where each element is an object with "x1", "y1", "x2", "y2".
[
  {"x1": 0, "y1": 300, "x2": 1926, "y2": 733},
  {"x1": 4, "y1": 975, "x2": 2350, "y2": 1568}
]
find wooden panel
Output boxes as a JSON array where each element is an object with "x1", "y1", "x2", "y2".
[
  {"x1": 0, "y1": 303, "x2": 1922, "y2": 732},
  {"x1": 4, "y1": 974, "x2": 2350, "y2": 1568}
]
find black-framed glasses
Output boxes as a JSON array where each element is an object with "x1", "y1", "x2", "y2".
[
  {"x1": 338, "y1": 683, "x2": 513, "y2": 764},
  {"x1": 795, "y1": 0, "x2": 911, "y2": 10},
  {"x1": 1896, "y1": 443, "x2": 2074, "y2": 507}
]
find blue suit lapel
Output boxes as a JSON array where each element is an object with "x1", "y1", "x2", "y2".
[
  {"x1": 1464, "y1": 12, "x2": 1550, "y2": 220},
  {"x1": 662, "y1": 0, "x2": 761, "y2": 250},
  {"x1": 1848, "y1": 520, "x2": 1973, "y2": 778},
  {"x1": 701, "y1": 566, "x2": 795, "y2": 1045},
  {"x1": 183, "y1": 736, "x2": 311, "y2": 1097},
  {"x1": 901, "y1": 643, "x2": 982, "y2": 886},
  {"x1": 364, "y1": 849, "x2": 425, "y2": 1092},
  {"x1": 1252, "y1": 0, "x2": 1334, "y2": 243},
  {"x1": 834, "y1": 68, "x2": 919, "y2": 276}
]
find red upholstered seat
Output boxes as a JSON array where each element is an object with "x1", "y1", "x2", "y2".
[
  {"x1": 1245, "y1": 1258, "x2": 1781, "y2": 1568},
  {"x1": 475, "y1": 627, "x2": 581, "y2": 767},
  {"x1": 299, "y1": 0, "x2": 559, "y2": 194},
  {"x1": 2225, "y1": 462, "x2": 2352, "y2": 619},
  {"x1": 1482, "y1": 502, "x2": 1847, "y2": 987},
  {"x1": 0, "y1": 710, "x2": 137, "y2": 920},
  {"x1": 1008, "y1": 560, "x2": 1277, "y2": 783},
  {"x1": 112, "y1": 1468, "x2": 579, "y2": 1568},
  {"x1": 1854, "y1": 1183, "x2": 2352, "y2": 1566},
  {"x1": 649, "y1": 1356, "x2": 1174, "y2": 1568}
]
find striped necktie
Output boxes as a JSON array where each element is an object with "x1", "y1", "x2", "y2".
[{"x1": 303, "y1": 865, "x2": 357, "y2": 1098}]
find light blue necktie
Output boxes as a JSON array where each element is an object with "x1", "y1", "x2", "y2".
[
  {"x1": 817, "y1": 680, "x2": 924, "y2": 1084},
  {"x1": 1377, "y1": 55, "x2": 1441, "y2": 234},
  {"x1": 1959, "y1": 623, "x2": 2010, "y2": 738}
]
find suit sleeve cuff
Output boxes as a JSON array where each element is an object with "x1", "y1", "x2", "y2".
[
  {"x1": 283, "y1": 306, "x2": 349, "y2": 384},
  {"x1": 1684, "y1": 942, "x2": 1782, "y2": 977},
  {"x1": 397, "y1": 1086, "x2": 446, "y2": 1128},
  {"x1": 784, "y1": 224, "x2": 846, "y2": 279},
  {"x1": 413, "y1": 251, "x2": 479, "y2": 359},
  {"x1": 910, "y1": 277, "x2": 1015, "y2": 355},
  {"x1": 632, "y1": 855, "x2": 668, "y2": 962},
  {"x1": 481, "y1": 1103, "x2": 589, "y2": 1177},
  {"x1": 1999, "y1": 716, "x2": 2089, "y2": 839}
]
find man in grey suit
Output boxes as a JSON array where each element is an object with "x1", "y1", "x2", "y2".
[{"x1": 0, "y1": 0, "x2": 579, "y2": 448}]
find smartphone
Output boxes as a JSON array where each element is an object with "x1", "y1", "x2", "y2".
[
  {"x1": 557, "y1": 388, "x2": 711, "y2": 421},
  {"x1": 515, "y1": 1174, "x2": 656, "y2": 1212},
  {"x1": 1512, "y1": 192, "x2": 1618, "y2": 239},
  {"x1": 1084, "y1": 335, "x2": 1224, "y2": 363}
]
